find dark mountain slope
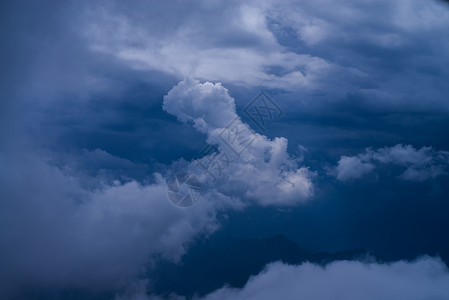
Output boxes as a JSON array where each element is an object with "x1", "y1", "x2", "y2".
[{"x1": 149, "y1": 234, "x2": 370, "y2": 298}]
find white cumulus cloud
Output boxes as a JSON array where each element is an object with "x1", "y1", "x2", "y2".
[
  {"x1": 335, "y1": 144, "x2": 449, "y2": 181},
  {"x1": 163, "y1": 78, "x2": 314, "y2": 206}
]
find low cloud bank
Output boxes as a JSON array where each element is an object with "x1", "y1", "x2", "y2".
[
  {"x1": 0, "y1": 78, "x2": 313, "y2": 297},
  {"x1": 200, "y1": 257, "x2": 449, "y2": 300},
  {"x1": 335, "y1": 144, "x2": 449, "y2": 181}
]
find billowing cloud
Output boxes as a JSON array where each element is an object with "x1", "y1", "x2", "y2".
[
  {"x1": 335, "y1": 144, "x2": 449, "y2": 181},
  {"x1": 200, "y1": 257, "x2": 449, "y2": 300},
  {"x1": 163, "y1": 78, "x2": 314, "y2": 206},
  {"x1": 82, "y1": 2, "x2": 333, "y2": 91},
  {"x1": 0, "y1": 150, "x2": 221, "y2": 296},
  {"x1": 115, "y1": 257, "x2": 449, "y2": 300},
  {"x1": 163, "y1": 78, "x2": 238, "y2": 133},
  {"x1": 0, "y1": 78, "x2": 313, "y2": 297}
]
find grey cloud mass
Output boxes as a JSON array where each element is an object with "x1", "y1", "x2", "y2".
[
  {"x1": 335, "y1": 144, "x2": 449, "y2": 181},
  {"x1": 200, "y1": 257, "x2": 449, "y2": 300},
  {"x1": 163, "y1": 78, "x2": 314, "y2": 206}
]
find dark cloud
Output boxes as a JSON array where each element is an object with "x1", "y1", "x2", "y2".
[{"x1": 1, "y1": 0, "x2": 449, "y2": 298}]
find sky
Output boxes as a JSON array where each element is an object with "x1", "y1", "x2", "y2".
[{"x1": 1, "y1": 0, "x2": 449, "y2": 299}]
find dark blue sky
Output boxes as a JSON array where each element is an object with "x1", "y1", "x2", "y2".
[{"x1": 1, "y1": 0, "x2": 449, "y2": 299}]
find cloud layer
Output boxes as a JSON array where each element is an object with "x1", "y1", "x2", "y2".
[
  {"x1": 0, "y1": 79, "x2": 314, "y2": 297},
  {"x1": 82, "y1": 0, "x2": 449, "y2": 112},
  {"x1": 201, "y1": 257, "x2": 449, "y2": 300},
  {"x1": 335, "y1": 144, "x2": 449, "y2": 181}
]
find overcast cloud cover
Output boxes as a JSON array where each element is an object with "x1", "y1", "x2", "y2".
[
  {"x1": 117, "y1": 257, "x2": 449, "y2": 300},
  {"x1": 1, "y1": 0, "x2": 449, "y2": 299}
]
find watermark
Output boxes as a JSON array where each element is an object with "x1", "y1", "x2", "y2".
[
  {"x1": 243, "y1": 91, "x2": 283, "y2": 131},
  {"x1": 195, "y1": 144, "x2": 234, "y2": 182},
  {"x1": 218, "y1": 118, "x2": 257, "y2": 157},
  {"x1": 166, "y1": 90, "x2": 282, "y2": 207},
  {"x1": 167, "y1": 173, "x2": 202, "y2": 207}
]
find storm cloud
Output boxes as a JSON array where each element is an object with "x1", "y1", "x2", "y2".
[{"x1": 1, "y1": 0, "x2": 449, "y2": 298}]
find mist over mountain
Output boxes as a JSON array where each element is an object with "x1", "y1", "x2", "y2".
[{"x1": 149, "y1": 234, "x2": 371, "y2": 298}]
